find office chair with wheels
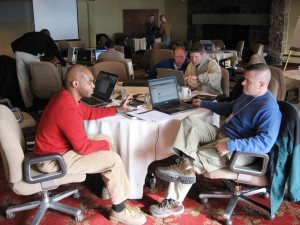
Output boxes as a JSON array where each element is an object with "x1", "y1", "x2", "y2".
[
  {"x1": 252, "y1": 43, "x2": 264, "y2": 56},
  {"x1": 153, "y1": 42, "x2": 169, "y2": 49},
  {"x1": 269, "y1": 66, "x2": 286, "y2": 101},
  {"x1": 220, "y1": 68, "x2": 230, "y2": 98},
  {"x1": 93, "y1": 59, "x2": 130, "y2": 81},
  {"x1": 0, "y1": 98, "x2": 36, "y2": 129},
  {"x1": 0, "y1": 104, "x2": 86, "y2": 225},
  {"x1": 30, "y1": 62, "x2": 63, "y2": 100},
  {"x1": 199, "y1": 101, "x2": 299, "y2": 225},
  {"x1": 149, "y1": 49, "x2": 173, "y2": 68}
]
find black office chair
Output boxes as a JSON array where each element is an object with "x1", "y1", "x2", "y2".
[{"x1": 199, "y1": 101, "x2": 300, "y2": 225}]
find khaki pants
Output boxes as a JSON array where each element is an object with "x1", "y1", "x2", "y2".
[
  {"x1": 166, "y1": 116, "x2": 255, "y2": 202},
  {"x1": 15, "y1": 51, "x2": 40, "y2": 108},
  {"x1": 36, "y1": 134, "x2": 131, "y2": 205}
]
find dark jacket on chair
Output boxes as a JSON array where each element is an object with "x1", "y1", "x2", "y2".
[{"x1": 270, "y1": 101, "x2": 300, "y2": 217}]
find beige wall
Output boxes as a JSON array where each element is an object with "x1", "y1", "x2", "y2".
[
  {"x1": 284, "y1": 0, "x2": 300, "y2": 63},
  {"x1": 0, "y1": 0, "x2": 188, "y2": 58}
]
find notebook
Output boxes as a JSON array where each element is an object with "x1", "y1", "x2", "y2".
[
  {"x1": 82, "y1": 71, "x2": 119, "y2": 107},
  {"x1": 76, "y1": 49, "x2": 93, "y2": 65},
  {"x1": 148, "y1": 77, "x2": 197, "y2": 115},
  {"x1": 156, "y1": 68, "x2": 186, "y2": 86},
  {"x1": 94, "y1": 49, "x2": 106, "y2": 61}
]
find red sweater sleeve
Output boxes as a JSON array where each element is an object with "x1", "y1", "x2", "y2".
[
  {"x1": 59, "y1": 103, "x2": 116, "y2": 155},
  {"x1": 34, "y1": 89, "x2": 117, "y2": 155}
]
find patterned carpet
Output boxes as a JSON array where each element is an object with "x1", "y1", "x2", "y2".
[{"x1": 0, "y1": 156, "x2": 300, "y2": 225}]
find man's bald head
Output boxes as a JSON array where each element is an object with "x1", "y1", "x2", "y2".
[{"x1": 65, "y1": 64, "x2": 92, "y2": 89}]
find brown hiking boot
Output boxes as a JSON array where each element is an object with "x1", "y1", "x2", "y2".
[{"x1": 155, "y1": 157, "x2": 196, "y2": 184}]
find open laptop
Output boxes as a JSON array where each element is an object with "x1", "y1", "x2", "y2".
[
  {"x1": 148, "y1": 77, "x2": 197, "y2": 115},
  {"x1": 156, "y1": 68, "x2": 186, "y2": 86},
  {"x1": 76, "y1": 49, "x2": 93, "y2": 65},
  {"x1": 82, "y1": 71, "x2": 119, "y2": 107},
  {"x1": 94, "y1": 49, "x2": 106, "y2": 61}
]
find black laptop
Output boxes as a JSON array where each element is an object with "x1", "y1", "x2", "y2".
[
  {"x1": 148, "y1": 77, "x2": 197, "y2": 115},
  {"x1": 82, "y1": 71, "x2": 119, "y2": 107},
  {"x1": 76, "y1": 49, "x2": 93, "y2": 65}
]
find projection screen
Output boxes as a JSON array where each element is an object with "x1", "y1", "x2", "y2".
[{"x1": 32, "y1": 0, "x2": 79, "y2": 41}]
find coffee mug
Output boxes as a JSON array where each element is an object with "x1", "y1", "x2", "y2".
[{"x1": 179, "y1": 86, "x2": 191, "y2": 100}]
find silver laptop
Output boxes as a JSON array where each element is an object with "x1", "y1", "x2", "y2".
[
  {"x1": 94, "y1": 49, "x2": 106, "y2": 61},
  {"x1": 156, "y1": 68, "x2": 186, "y2": 86},
  {"x1": 148, "y1": 77, "x2": 197, "y2": 115},
  {"x1": 66, "y1": 47, "x2": 76, "y2": 63},
  {"x1": 82, "y1": 71, "x2": 119, "y2": 107}
]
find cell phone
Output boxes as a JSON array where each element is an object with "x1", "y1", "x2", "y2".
[{"x1": 128, "y1": 99, "x2": 145, "y2": 107}]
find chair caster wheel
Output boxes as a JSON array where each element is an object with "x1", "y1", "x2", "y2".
[
  {"x1": 200, "y1": 197, "x2": 208, "y2": 204},
  {"x1": 225, "y1": 219, "x2": 232, "y2": 225},
  {"x1": 263, "y1": 192, "x2": 269, "y2": 199},
  {"x1": 73, "y1": 192, "x2": 81, "y2": 199},
  {"x1": 269, "y1": 215, "x2": 275, "y2": 220},
  {"x1": 6, "y1": 213, "x2": 15, "y2": 219},
  {"x1": 76, "y1": 213, "x2": 84, "y2": 222}
]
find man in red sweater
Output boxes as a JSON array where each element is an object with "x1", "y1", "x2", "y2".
[{"x1": 34, "y1": 64, "x2": 146, "y2": 225}]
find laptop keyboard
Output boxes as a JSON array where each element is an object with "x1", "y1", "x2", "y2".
[{"x1": 82, "y1": 97, "x2": 107, "y2": 106}]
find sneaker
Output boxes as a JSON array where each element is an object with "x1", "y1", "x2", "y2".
[
  {"x1": 149, "y1": 199, "x2": 184, "y2": 218},
  {"x1": 109, "y1": 205, "x2": 146, "y2": 225},
  {"x1": 155, "y1": 157, "x2": 196, "y2": 184}
]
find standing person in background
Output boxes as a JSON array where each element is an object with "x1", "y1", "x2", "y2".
[
  {"x1": 11, "y1": 29, "x2": 66, "y2": 109},
  {"x1": 159, "y1": 15, "x2": 172, "y2": 46},
  {"x1": 145, "y1": 14, "x2": 158, "y2": 49}
]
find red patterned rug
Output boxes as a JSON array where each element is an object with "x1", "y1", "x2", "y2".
[{"x1": 0, "y1": 156, "x2": 299, "y2": 225}]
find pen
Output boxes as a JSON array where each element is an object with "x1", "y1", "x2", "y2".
[{"x1": 138, "y1": 110, "x2": 153, "y2": 114}]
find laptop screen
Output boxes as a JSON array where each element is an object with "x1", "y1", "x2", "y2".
[
  {"x1": 92, "y1": 71, "x2": 119, "y2": 101},
  {"x1": 156, "y1": 68, "x2": 185, "y2": 86},
  {"x1": 76, "y1": 49, "x2": 92, "y2": 63},
  {"x1": 94, "y1": 49, "x2": 106, "y2": 61},
  {"x1": 148, "y1": 77, "x2": 180, "y2": 106}
]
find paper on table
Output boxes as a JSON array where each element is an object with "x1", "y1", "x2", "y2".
[{"x1": 127, "y1": 110, "x2": 173, "y2": 122}]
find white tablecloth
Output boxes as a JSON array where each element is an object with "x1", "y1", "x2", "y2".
[
  {"x1": 283, "y1": 70, "x2": 300, "y2": 96},
  {"x1": 84, "y1": 107, "x2": 219, "y2": 199},
  {"x1": 207, "y1": 50, "x2": 238, "y2": 67},
  {"x1": 126, "y1": 38, "x2": 147, "y2": 52}
]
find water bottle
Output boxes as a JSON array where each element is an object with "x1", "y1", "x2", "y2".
[{"x1": 297, "y1": 66, "x2": 300, "y2": 74}]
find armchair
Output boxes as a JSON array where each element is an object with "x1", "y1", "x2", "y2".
[
  {"x1": 30, "y1": 62, "x2": 63, "y2": 100},
  {"x1": 0, "y1": 105, "x2": 86, "y2": 225},
  {"x1": 199, "y1": 101, "x2": 299, "y2": 225},
  {"x1": 0, "y1": 98, "x2": 36, "y2": 129},
  {"x1": 93, "y1": 59, "x2": 131, "y2": 81}
]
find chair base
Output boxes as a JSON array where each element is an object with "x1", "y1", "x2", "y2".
[
  {"x1": 6, "y1": 188, "x2": 84, "y2": 225},
  {"x1": 199, "y1": 179, "x2": 271, "y2": 224}
]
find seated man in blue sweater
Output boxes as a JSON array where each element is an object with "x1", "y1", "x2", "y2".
[
  {"x1": 149, "y1": 63, "x2": 282, "y2": 218},
  {"x1": 148, "y1": 46, "x2": 189, "y2": 79}
]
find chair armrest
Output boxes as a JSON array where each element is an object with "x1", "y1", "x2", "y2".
[
  {"x1": 11, "y1": 107, "x2": 24, "y2": 123},
  {"x1": 229, "y1": 151, "x2": 269, "y2": 176},
  {"x1": 23, "y1": 153, "x2": 67, "y2": 184},
  {"x1": 0, "y1": 98, "x2": 13, "y2": 108}
]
